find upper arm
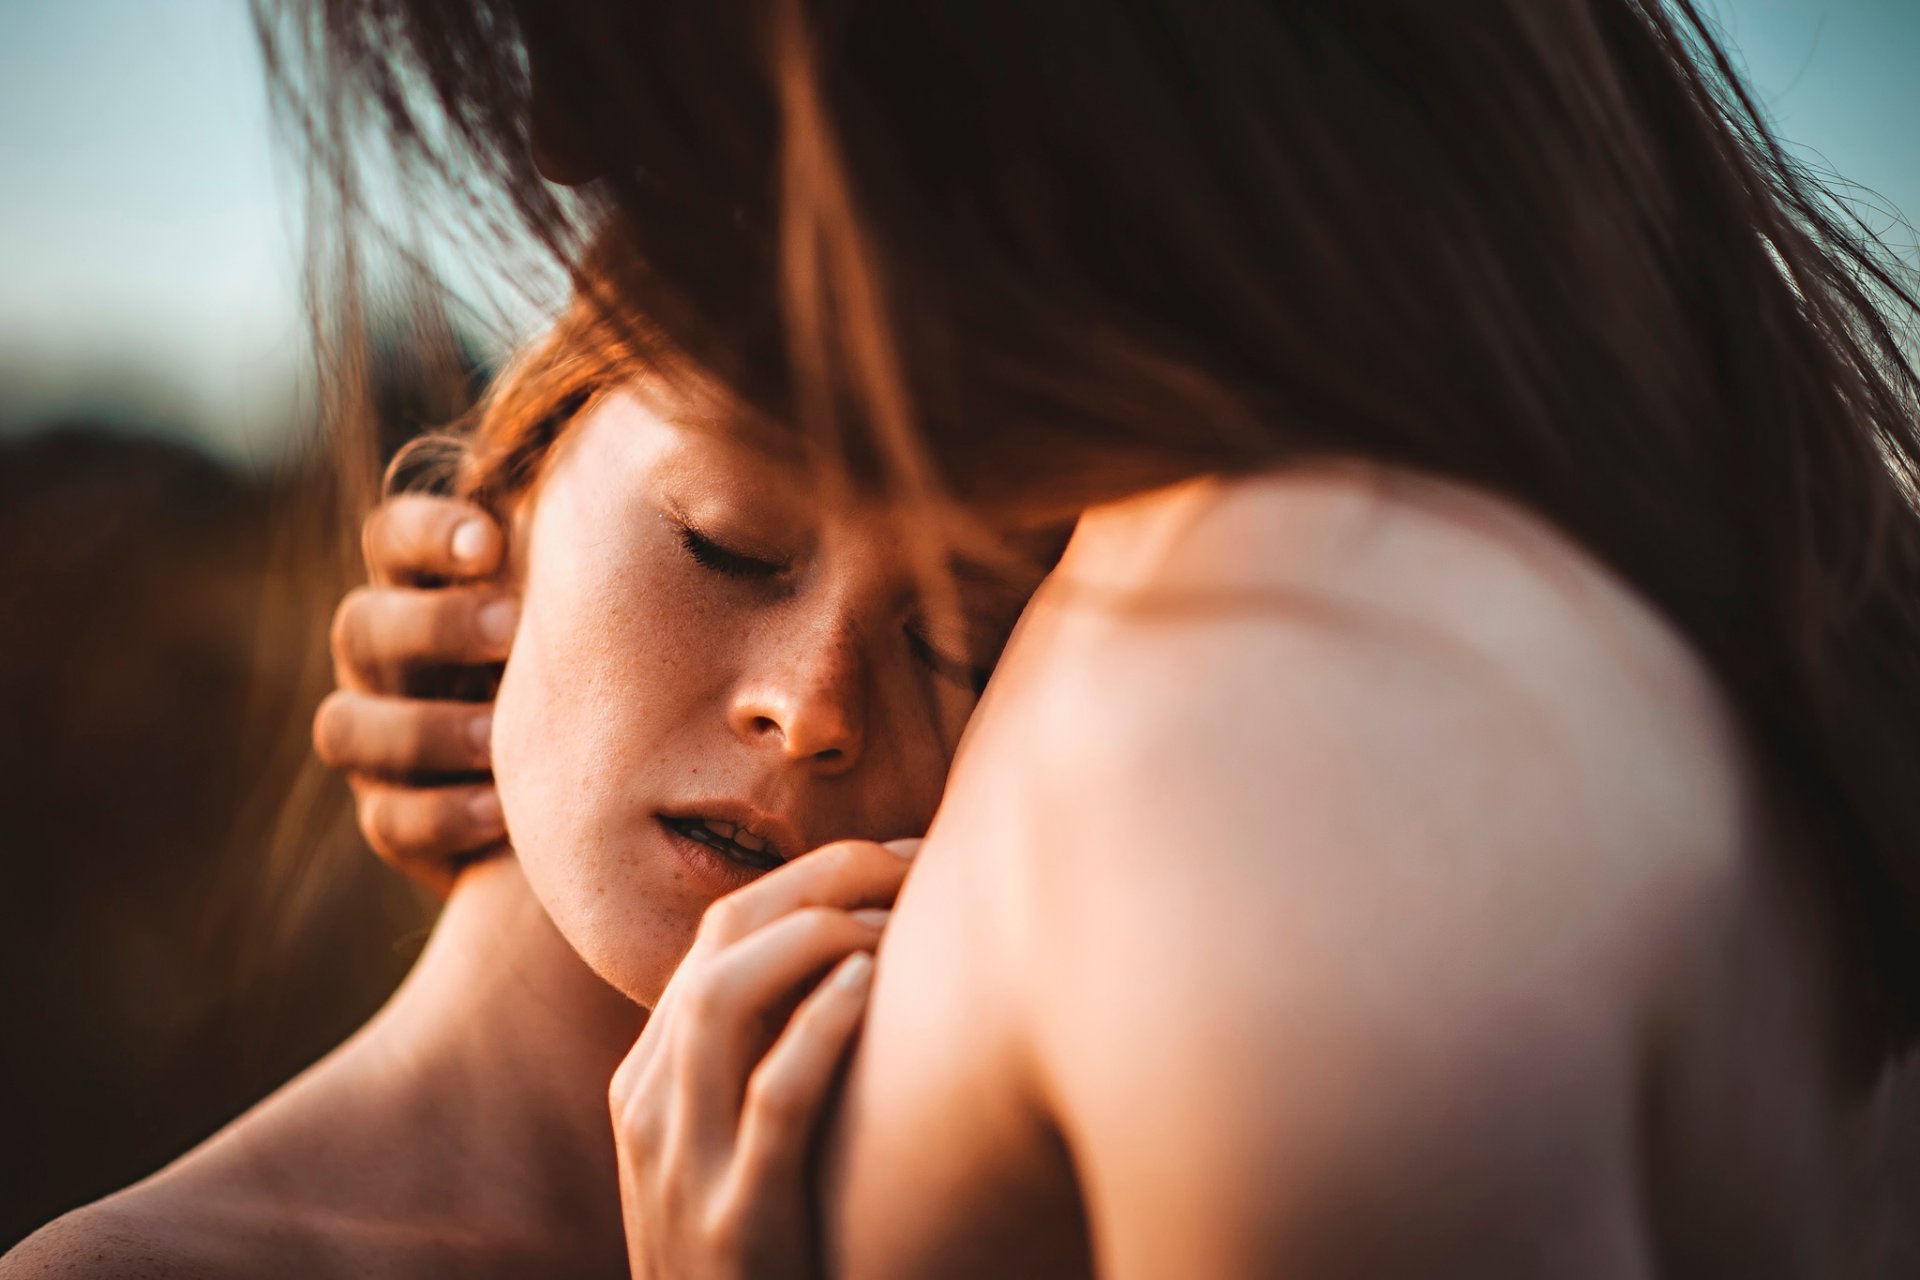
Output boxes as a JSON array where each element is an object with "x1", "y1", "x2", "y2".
[{"x1": 1015, "y1": 479, "x2": 1741, "y2": 1277}]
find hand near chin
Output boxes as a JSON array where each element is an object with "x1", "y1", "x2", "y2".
[
  {"x1": 610, "y1": 837, "x2": 919, "y2": 1279},
  {"x1": 312, "y1": 493, "x2": 517, "y2": 895}
]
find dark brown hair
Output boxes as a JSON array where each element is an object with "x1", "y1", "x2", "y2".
[{"x1": 261, "y1": 0, "x2": 1920, "y2": 1053}]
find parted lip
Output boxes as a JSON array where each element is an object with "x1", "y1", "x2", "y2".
[{"x1": 657, "y1": 800, "x2": 804, "y2": 865}]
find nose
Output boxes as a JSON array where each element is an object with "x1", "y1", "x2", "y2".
[{"x1": 727, "y1": 620, "x2": 867, "y2": 773}]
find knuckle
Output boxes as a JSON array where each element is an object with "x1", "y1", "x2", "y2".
[
  {"x1": 608, "y1": 1057, "x2": 642, "y2": 1110},
  {"x1": 698, "y1": 896, "x2": 747, "y2": 945},
  {"x1": 356, "y1": 790, "x2": 402, "y2": 863},
  {"x1": 792, "y1": 905, "x2": 847, "y2": 945},
  {"x1": 609, "y1": 1083, "x2": 663, "y2": 1147},
  {"x1": 330, "y1": 587, "x2": 372, "y2": 664},
  {"x1": 811, "y1": 838, "x2": 864, "y2": 870},
  {"x1": 311, "y1": 693, "x2": 356, "y2": 765},
  {"x1": 816, "y1": 837, "x2": 893, "y2": 882},
  {"x1": 675, "y1": 969, "x2": 724, "y2": 1026},
  {"x1": 697, "y1": 1204, "x2": 746, "y2": 1267},
  {"x1": 370, "y1": 790, "x2": 455, "y2": 862},
  {"x1": 744, "y1": 1069, "x2": 801, "y2": 1130}
]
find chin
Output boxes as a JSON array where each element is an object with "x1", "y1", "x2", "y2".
[
  {"x1": 543, "y1": 870, "x2": 705, "y2": 1009},
  {"x1": 542, "y1": 901, "x2": 684, "y2": 1008},
  {"x1": 582, "y1": 947, "x2": 679, "y2": 1009},
  {"x1": 499, "y1": 782, "x2": 712, "y2": 1008}
]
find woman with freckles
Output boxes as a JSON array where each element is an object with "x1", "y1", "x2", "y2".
[
  {"x1": 1, "y1": 287, "x2": 1051, "y2": 1279},
  {"x1": 15, "y1": 0, "x2": 1920, "y2": 1274},
  {"x1": 299, "y1": 0, "x2": 1920, "y2": 1273}
]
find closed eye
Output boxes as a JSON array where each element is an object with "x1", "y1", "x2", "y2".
[
  {"x1": 677, "y1": 524, "x2": 788, "y2": 579},
  {"x1": 677, "y1": 516, "x2": 991, "y2": 692}
]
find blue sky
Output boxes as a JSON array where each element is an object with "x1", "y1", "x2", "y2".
[
  {"x1": 0, "y1": 1, "x2": 301, "y2": 461},
  {"x1": 0, "y1": 0, "x2": 1915, "y2": 463}
]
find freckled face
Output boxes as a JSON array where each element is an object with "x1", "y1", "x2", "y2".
[{"x1": 491, "y1": 388, "x2": 1035, "y2": 1005}]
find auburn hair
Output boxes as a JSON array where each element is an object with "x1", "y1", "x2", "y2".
[{"x1": 264, "y1": 0, "x2": 1920, "y2": 1054}]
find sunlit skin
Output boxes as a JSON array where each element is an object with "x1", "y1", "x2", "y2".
[
  {"x1": 0, "y1": 388, "x2": 1040, "y2": 1280},
  {"x1": 5, "y1": 428, "x2": 1883, "y2": 1278},
  {"x1": 816, "y1": 468, "x2": 1880, "y2": 1277},
  {"x1": 495, "y1": 388, "x2": 1013, "y2": 1005}
]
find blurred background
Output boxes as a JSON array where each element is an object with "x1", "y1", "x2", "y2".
[{"x1": 1, "y1": 0, "x2": 1918, "y2": 1253}]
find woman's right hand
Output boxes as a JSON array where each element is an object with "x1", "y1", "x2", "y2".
[
  {"x1": 311, "y1": 494, "x2": 517, "y2": 895},
  {"x1": 609, "y1": 838, "x2": 918, "y2": 1280}
]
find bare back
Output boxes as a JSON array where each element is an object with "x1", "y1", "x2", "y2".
[{"x1": 821, "y1": 467, "x2": 1881, "y2": 1278}]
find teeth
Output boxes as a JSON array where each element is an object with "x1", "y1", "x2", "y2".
[{"x1": 679, "y1": 816, "x2": 778, "y2": 861}]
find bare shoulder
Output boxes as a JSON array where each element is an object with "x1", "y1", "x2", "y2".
[
  {"x1": 1018, "y1": 463, "x2": 1752, "y2": 911},
  {"x1": 1, "y1": 1102, "x2": 348, "y2": 1280},
  {"x1": 985, "y1": 465, "x2": 1762, "y2": 1272},
  {"x1": 1, "y1": 1187, "x2": 268, "y2": 1280}
]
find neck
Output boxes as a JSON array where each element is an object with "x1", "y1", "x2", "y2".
[{"x1": 317, "y1": 856, "x2": 646, "y2": 1251}]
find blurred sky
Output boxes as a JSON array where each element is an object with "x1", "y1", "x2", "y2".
[
  {"x1": 0, "y1": 1, "x2": 302, "y2": 463},
  {"x1": 0, "y1": 0, "x2": 1915, "y2": 465}
]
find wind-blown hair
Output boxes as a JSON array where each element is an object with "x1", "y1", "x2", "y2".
[{"x1": 260, "y1": 0, "x2": 1920, "y2": 1055}]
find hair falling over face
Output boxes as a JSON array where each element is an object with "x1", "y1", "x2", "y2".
[{"x1": 258, "y1": 0, "x2": 1920, "y2": 1059}]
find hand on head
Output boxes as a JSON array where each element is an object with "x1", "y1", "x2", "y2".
[
  {"x1": 313, "y1": 485, "x2": 927, "y2": 1276},
  {"x1": 312, "y1": 492, "x2": 516, "y2": 895}
]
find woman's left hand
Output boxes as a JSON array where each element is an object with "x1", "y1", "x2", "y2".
[{"x1": 609, "y1": 837, "x2": 917, "y2": 1280}]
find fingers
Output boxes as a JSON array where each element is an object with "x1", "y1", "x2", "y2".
[
  {"x1": 733, "y1": 951, "x2": 874, "y2": 1189},
  {"x1": 331, "y1": 585, "x2": 518, "y2": 693},
  {"x1": 349, "y1": 776, "x2": 506, "y2": 878},
  {"x1": 651, "y1": 905, "x2": 885, "y2": 1122},
  {"x1": 362, "y1": 494, "x2": 504, "y2": 587},
  {"x1": 687, "y1": 906, "x2": 888, "y2": 1062},
  {"x1": 313, "y1": 690, "x2": 495, "y2": 777},
  {"x1": 697, "y1": 839, "x2": 917, "y2": 947},
  {"x1": 606, "y1": 893, "x2": 888, "y2": 1277},
  {"x1": 663, "y1": 905, "x2": 885, "y2": 1206}
]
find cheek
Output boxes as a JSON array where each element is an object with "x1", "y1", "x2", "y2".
[
  {"x1": 489, "y1": 510, "x2": 723, "y2": 1001},
  {"x1": 495, "y1": 503, "x2": 716, "y2": 811},
  {"x1": 493, "y1": 556, "x2": 669, "y2": 844}
]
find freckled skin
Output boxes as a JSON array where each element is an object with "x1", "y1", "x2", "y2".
[
  {"x1": 492, "y1": 387, "x2": 1017, "y2": 1006},
  {"x1": 0, "y1": 383, "x2": 1045, "y2": 1280}
]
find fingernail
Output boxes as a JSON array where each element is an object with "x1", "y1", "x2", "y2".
[
  {"x1": 851, "y1": 908, "x2": 891, "y2": 930},
  {"x1": 884, "y1": 837, "x2": 923, "y2": 860},
  {"x1": 834, "y1": 951, "x2": 874, "y2": 990},
  {"x1": 469, "y1": 788, "x2": 503, "y2": 829},
  {"x1": 452, "y1": 519, "x2": 493, "y2": 567},
  {"x1": 467, "y1": 709, "x2": 493, "y2": 753},
  {"x1": 477, "y1": 598, "x2": 519, "y2": 646}
]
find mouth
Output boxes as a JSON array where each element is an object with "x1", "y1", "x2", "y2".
[{"x1": 658, "y1": 812, "x2": 790, "y2": 874}]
